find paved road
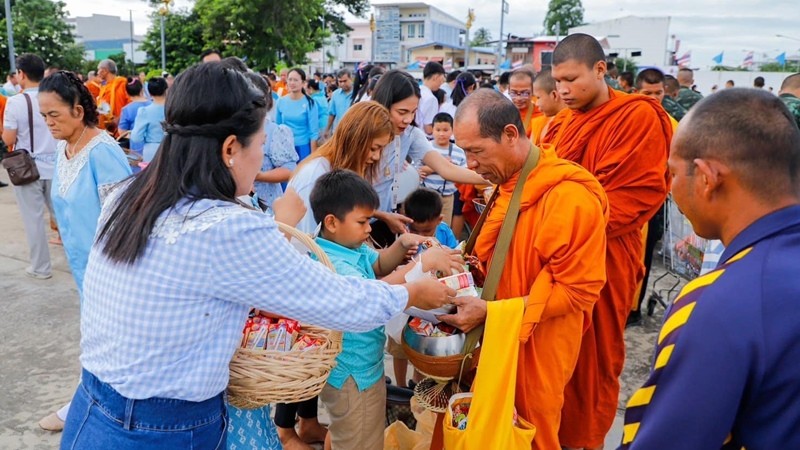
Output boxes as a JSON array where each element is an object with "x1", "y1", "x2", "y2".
[{"x1": 0, "y1": 170, "x2": 678, "y2": 449}]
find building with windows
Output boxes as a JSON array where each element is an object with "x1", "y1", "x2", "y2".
[
  {"x1": 570, "y1": 16, "x2": 672, "y2": 68},
  {"x1": 67, "y1": 14, "x2": 146, "y2": 63},
  {"x1": 373, "y1": 2, "x2": 465, "y2": 65}
]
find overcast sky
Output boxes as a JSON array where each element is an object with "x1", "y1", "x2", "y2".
[{"x1": 63, "y1": 0, "x2": 800, "y2": 70}]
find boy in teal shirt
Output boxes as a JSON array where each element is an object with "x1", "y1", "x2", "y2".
[{"x1": 310, "y1": 169, "x2": 463, "y2": 449}]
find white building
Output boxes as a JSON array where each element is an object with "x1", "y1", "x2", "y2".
[
  {"x1": 67, "y1": 14, "x2": 146, "y2": 63},
  {"x1": 373, "y1": 2, "x2": 465, "y2": 64},
  {"x1": 307, "y1": 22, "x2": 374, "y2": 74},
  {"x1": 570, "y1": 16, "x2": 672, "y2": 68}
]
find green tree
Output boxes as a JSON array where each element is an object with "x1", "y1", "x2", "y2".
[
  {"x1": 614, "y1": 57, "x2": 637, "y2": 74},
  {"x1": 758, "y1": 62, "x2": 797, "y2": 72},
  {"x1": 139, "y1": 8, "x2": 205, "y2": 76},
  {"x1": 543, "y1": 0, "x2": 584, "y2": 36},
  {"x1": 0, "y1": 0, "x2": 84, "y2": 71},
  {"x1": 471, "y1": 27, "x2": 492, "y2": 47},
  {"x1": 195, "y1": 0, "x2": 368, "y2": 70}
]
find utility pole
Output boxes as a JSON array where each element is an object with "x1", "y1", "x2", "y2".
[
  {"x1": 129, "y1": 10, "x2": 135, "y2": 71},
  {"x1": 496, "y1": 0, "x2": 508, "y2": 75},
  {"x1": 464, "y1": 9, "x2": 474, "y2": 69},
  {"x1": 4, "y1": 0, "x2": 16, "y2": 72}
]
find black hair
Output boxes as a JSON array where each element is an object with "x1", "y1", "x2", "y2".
[
  {"x1": 619, "y1": 71, "x2": 635, "y2": 87},
  {"x1": 433, "y1": 112, "x2": 453, "y2": 127},
  {"x1": 434, "y1": 88, "x2": 446, "y2": 105},
  {"x1": 498, "y1": 71, "x2": 511, "y2": 85},
  {"x1": 403, "y1": 188, "x2": 443, "y2": 223},
  {"x1": 677, "y1": 88, "x2": 800, "y2": 199},
  {"x1": 635, "y1": 68, "x2": 665, "y2": 89},
  {"x1": 16, "y1": 53, "x2": 45, "y2": 82},
  {"x1": 310, "y1": 169, "x2": 380, "y2": 225},
  {"x1": 455, "y1": 88, "x2": 526, "y2": 142},
  {"x1": 534, "y1": 68, "x2": 556, "y2": 93},
  {"x1": 352, "y1": 65, "x2": 385, "y2": 105},
  {"x1": 336, "y1": 68, "x2": 352, "y2": 79},
  {"x1": 125, "y1": 77, "x2": 143, "y2": 97},
  {"x1": 307, "y1": 79, "x2": 322, "y2": 92},
  {"x1": 423, "y1": 61, "x2": 445, "y2": 79},
  {"x1": 288, "y1": 68, "x2": 314, "y2": 108},
  {"x1": 372, "y1": 70, "x2": 420, "y2": 124},
  {"x1": 553, "y1": 33, "x2": 606, "y2": 68},
  {"x1": 451, "y1": 72, "x2": 477, "y2": 107},
  {"x1": 244, "y1": 71, "x2": 273, "y2": 112},
  {"x1": 39, "y1": 71, "x2": 99, "y2": 127},
  {"x1": 754, "y1": 76, "x2": 765, "y2": 88},
  {"x1": 221, "y1": 56, "x2": 249, "y2": 72},
  {"x1": 147, "y1": 77, "x2": 168, "y2": 96},
  {"x1": 446, "y1": 70, "x2": 462, "y2": 83},
  {"x1": 96, "y1": 63, "x2": 267, "y2": 264},
  {"x1": 199, "y1": 49, "x2": 222, "y2": 60}
]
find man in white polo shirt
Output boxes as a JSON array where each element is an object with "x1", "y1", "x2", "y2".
[
  {"x1": 2, "y1": 53, "x2": 58, "y2": 279},
  {"x1": 415, "y1": 61, "x2": 446, "y2": 139}
]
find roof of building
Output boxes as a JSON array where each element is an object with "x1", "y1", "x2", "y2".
[
  {"x1": 407, "y1": 42, "x2": 495, "y2": 54},
  {"x1": 372, "y1": 2, "x2": 465, "y2": 29}
]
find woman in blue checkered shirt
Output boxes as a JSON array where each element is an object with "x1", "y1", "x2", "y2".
[{"x1": 60, "y1": 63, "x2": 455, "y2": 450}]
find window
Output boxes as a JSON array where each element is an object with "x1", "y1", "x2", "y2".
[
  {"x1": 408, "y1": 24, "x2": 416, "y2": 39},
  {"x1": 418, "y1": 23, "x2": 425, "y2": 38},
  {"x1": 353, "y1": 44, "x2": 363, "y2": 51}
]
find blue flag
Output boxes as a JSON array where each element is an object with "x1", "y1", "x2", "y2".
[
  {"x1": 776, "y1": 52, "x2": 787, "y2": 66},
  {"x1": 712, "y1": 52, "x2": 724, "y2": 64},
  {"x1": 499, "y1": 59, "x2": 512, "y2": 69}
]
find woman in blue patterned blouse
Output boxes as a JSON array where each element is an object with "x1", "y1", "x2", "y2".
[{"x1": 59, "y1": 62, "x2": 455, "y2": 450}]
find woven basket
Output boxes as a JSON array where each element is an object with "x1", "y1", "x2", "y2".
[{"x1": 227, "y1": 222, "x2": 343, "y2": 409}]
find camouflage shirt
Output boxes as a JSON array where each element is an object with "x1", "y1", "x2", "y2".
[
  {"x1": 605, "y1": 75, "x2": 621, "y2": 91},
  {"x1": 780, "y1": 93, "x2": 800, "y2": 129},
  {"x1": 662, "y1": 96, "x2": 688, "y2": 121},
  {"x1": 676, "y1": 86, "x2": 704, "y2": 110}
]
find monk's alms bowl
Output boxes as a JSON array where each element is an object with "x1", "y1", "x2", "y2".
[{"x1": 402, "y1": 324, "x2": 466, "y2": 357}]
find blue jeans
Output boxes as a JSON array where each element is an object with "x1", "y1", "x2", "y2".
[{"x1": 60, "y1": 369, "x2": 227, "y2": 450}]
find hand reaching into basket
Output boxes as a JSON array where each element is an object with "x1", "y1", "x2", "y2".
[
  {"x1": 405, "y1": 278, "x2": 457, "y2": 311},
  {"x1": 420, "y1": 247, "x2": 466, "y2": 276}
]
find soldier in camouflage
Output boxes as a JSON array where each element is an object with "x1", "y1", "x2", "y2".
[
  {"x1": 605, "y1": 61, "x2": 621, "y2": 90},
  {"x1": 663, "y1": 75, "x2": 688, "y2": 121},
  {"x1": 779, "y1": 73, "x2": 800, "y2": 129},
  {"x1": 676, "y1": 67, "x2": 704, "y2": 110}
]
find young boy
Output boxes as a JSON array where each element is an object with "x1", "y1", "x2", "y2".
[
  {"x1": 404, "y1": 187, "x2": 459, "y2": 249},
  {"x1": 416, "y1": 112, "x2": 468, "y2": 227},
  {"x1": 310, "y1": 169, "x2": 461, "y2": 450}
]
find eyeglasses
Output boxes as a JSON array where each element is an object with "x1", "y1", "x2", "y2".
[{"x1": 509, "y1": 90, "x2": 532, "y2": 98}]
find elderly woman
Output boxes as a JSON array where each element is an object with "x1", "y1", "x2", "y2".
[{"x1": 59, "y1": 63, "x2": 455, "y2": 450}]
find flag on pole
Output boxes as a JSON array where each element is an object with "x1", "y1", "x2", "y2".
[
  {"x1": 499, "y1": 59, "x2": 512, "y2": 69},
  {"x1": 743, "y1": 51, "x2": 754, "y2": 67},
  {"x1": 406, "y1": 61, "x2": 420, "y2": 70},
  {"x1": 676, "y1": 51, "x2": 691, "y2": 67},
  {"x1": 674, "y1": 39, "x2": 680, "y2": 54},
  {"x1": 512, "y1": 59, "x2": 523, "y2": 69},
  {"x1": 443, "y1": 58, "x2": 453, "y2": 71},
  {"x1": 712, "y1": 52, "x2": 723, "y2": 64},
  {"x1": 776, "y1": 52, "x2": 787, "y2": 66}
]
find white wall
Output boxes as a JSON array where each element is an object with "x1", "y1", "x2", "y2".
[
  {"x1": 682, "y1": 70, "x2": 791, "y2": 96},
  {"x1": 571, "y1": 16, "x2": 671, "y2": 68}
]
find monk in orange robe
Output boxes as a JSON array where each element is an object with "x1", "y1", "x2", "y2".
[
  {"x1": 441, "y1": 88, "x2": 609, "y2": 450},
  {"x1": 530, "y1": 68, "x2": 567, "y2": 146},
  {"x1": 509, "y1": 68, "x2": 544, "y2": 138},
  {"x1": 273, "y1": 68, "x2": 289, "y2": 96},
  {"x1": 96, "y1": 59, "x2": 130, "y2": 134},
  {"x1": 543, "y1": 34, "x2": 673, "y2": 450}
]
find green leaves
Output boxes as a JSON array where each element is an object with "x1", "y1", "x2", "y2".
[{"x1": 543, "y1": 0, "x2": 584, "y2": 36}]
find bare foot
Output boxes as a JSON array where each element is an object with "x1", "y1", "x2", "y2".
[
  {"x1": 298, "y1": 418, "x2": 328, "y2": 444},
  {"x1": 278, "y1": 428, "x2": 314, "y2": 450}
]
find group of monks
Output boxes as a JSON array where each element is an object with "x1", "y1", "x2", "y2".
[{"x1": 444, "y1": 33, "x2": 674, "y2": 450}]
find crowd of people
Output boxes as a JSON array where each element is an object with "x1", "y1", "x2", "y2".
[{"x1": 1, "y1": 31, "x2": 799, "y2": 450}]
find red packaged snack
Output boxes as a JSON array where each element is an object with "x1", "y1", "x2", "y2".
[{"x1": 409, "y1": 317, "x2": 435, "y2": 336}]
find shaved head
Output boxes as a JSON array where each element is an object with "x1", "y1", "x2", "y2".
[
  {"x1": 664, "y1": 75, "x2": 680, "y2": 95},
  {"x1": 509, "y1": 67, "x2": 535, "y2": 84},
  {"x1": 635, "y1": 69, "x2": 664, "y2": 89},
  {"x1": 780, "y1": 73, "x2": 800, "y2": 94},
  {"x1": 553, "y1": 33, "x2": 606, "y2": 68},
  {"x1": 534, "y1": 68, "x2": 556, "y2": 93},
  {"x1": 455, "y1": 88, "x2": 525, "y2": 141},
  {"x1": 677, "y1": 68, "x2": 693, "y2": 86},
  {"x1": 98, "y1": 59, "x2": 117, "y2": 74},
  {"x1": 675, "y1": 88, "x2": 800, "y2": 199}
]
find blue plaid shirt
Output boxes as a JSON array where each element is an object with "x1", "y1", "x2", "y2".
[{"x1": 80, "y1": 193, "x2": 408, "y2": 401}]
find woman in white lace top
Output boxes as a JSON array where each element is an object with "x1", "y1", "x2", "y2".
[{"x1": 60, "y1": 63, "x2": 454, "y2": 449}]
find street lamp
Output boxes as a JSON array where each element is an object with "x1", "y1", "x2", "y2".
[
  {"x1": 159, "y1": 0, "x2": 172, "y2": 72},
  {"x1": 464, "y1": 9, "x2": 474, "y2": 69},
  {"x1": 776, "y1": 34, "x2": 800, "y2": 42},
  {"x1": 4, "y1": 0, "x2": 16, "y2": 72},
  {"x1": 496, "y1": 1, "x2": 508, "y2": 74}
]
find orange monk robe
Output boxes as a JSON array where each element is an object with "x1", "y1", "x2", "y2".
[
  {"x1": 0, "y1": 95, "x2": 7, "y2": 131},
  {"x1": 518, "y1": 102, "x2": 544, "y2": 139},
  {"x1": 273, "y1": 80, "x2": 287, "y2": 96},
  {"x1": 474, "y1": 146, "x2": 609, "y2": 450},
  {"x1": 97, "y1": 76, "x2": 130, "y2": 121},
  {"x1": 529, "y1": 115, "x2": 550, "y2": 146},
  {"x1": 85, "y1": 81, "x2": 101, "y2": 102},
  {"x1": 543, "y1": 89, "x2": 673, "y2": 449}
]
